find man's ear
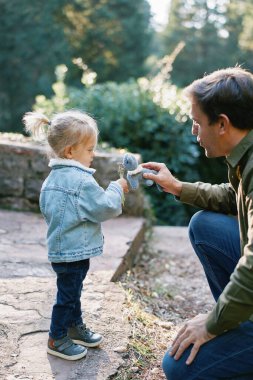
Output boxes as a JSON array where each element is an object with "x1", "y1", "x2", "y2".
[
  {"x1": 64, "y1": 145, "x2": 73, "y2": 159},
  {"x1": 218, "y1": 114, "x2": 230, "y2": 135}
]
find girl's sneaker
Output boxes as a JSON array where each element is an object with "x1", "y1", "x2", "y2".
[
  {"x1": 47, "y1": 336, "x2": 87, "y2": 360},
  {"x1": 68, "y1": 324, "x2": 103, "y2": 347}
]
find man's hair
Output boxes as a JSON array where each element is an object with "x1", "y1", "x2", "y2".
[{"x1": 184, "y1": 67, "x2": 253, "y2": 130}]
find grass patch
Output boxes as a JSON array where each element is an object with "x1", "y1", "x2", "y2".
[
  {"x1": 110, "y1": 238, "x2": 174, "y2": 380},
  {"x1": 111, "y1": 226, "x2": 214, "y2": 379},
  {"x1": 111, "y1": 277, "x2": 172, "y2": 380}
]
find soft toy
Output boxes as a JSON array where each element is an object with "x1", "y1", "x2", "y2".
[{"x1": 119, "y1": 153, "x2": 163, "y2": 192}]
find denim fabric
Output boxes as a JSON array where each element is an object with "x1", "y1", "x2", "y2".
[
  {"x1": 49, "y1": 259, "x2": 90, "y2": 339},
  {"x1": 189, "y1": 210, "x2": 241, "y2": 301},
  {"x1": 162, "y1": 321, "x2": 253, "y2": 380},
  {"x1": 40, "y1": 159, "x2": 123, "y2": 262},
  {"x1": 162, "y1": 211, "x2": 253, "y2": 380}
]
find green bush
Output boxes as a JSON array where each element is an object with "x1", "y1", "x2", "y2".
[{"x1": 35, "y1": 72, "x2": 199, "y2": 225}]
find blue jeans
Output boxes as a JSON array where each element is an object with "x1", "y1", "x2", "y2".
[
  {"x1": 49, "y1": 259, "x2": 90, "y2": 340},
  {"x1": 162, "y1": 211, "x2": 253, "y2": 380}
]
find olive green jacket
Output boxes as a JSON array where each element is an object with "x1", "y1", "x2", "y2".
[{"x1": 180, "y1": 129, "x2": 253, "y2": 336}]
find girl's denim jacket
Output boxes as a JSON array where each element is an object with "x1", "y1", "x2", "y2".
[{"x1": 40, "y1": 159, "x2": 123, "y2": 263}]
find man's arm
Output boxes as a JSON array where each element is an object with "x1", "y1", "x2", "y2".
[
  {"x1": 143, "y1": 162, "x2": 237, "y2": 215},
  {"x1": 205, "y1": 193, "x2": 253, "y2": 335}
]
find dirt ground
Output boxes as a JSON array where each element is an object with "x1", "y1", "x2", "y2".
[{"x1": 113, "y1": 226, "x2": 215, "y2": 380}]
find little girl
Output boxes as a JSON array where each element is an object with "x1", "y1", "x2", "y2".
[{"x1": 23, "y1": 110, "x2": 128, "y2": 361}]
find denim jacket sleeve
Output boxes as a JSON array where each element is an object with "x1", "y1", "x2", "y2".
[{"x1": 77, "y1": 177, "x2": 123, "y2": 223}]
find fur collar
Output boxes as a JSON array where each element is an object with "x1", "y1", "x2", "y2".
[{"x1": 49, "y1": 158, "x2": 96, "y2": 174}]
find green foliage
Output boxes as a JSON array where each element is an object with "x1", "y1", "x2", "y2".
[
  {"x1": 61, "y1": 0, "x2": 153, "y2": 84},
  {"x1": 0, "y1": 0, "x2": 71, "y2": 132},
  {"x1": 162, "y1": 0, "x2": 253, "y2": 87},
  {"x1": 225, "y1": 0, "x2": 253, "y2": 70},
  {"x1": 0, "y1": 0, "x2": 153, "y2": 133},
  {"x1": 35, "y1": 69, "x2": 199, "y2": 225}
]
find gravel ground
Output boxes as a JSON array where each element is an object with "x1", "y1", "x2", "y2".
[{"x1": 113, "y1": 226, "x2": 215, "y2": 380}]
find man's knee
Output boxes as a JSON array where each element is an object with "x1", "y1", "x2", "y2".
[
  {"x1": 162, "y1": 351, "x2": 185, "y2": 380},
  {"x1": 188, "y1": 210, "x2": 209, "y2": 242},
  {"x1": 188, "y1": 210, "x2": 238, "y2": 245}
]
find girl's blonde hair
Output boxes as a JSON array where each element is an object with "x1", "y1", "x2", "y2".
[{"x1": 22, "y1": 110, "x2": 98, "y2": 158}]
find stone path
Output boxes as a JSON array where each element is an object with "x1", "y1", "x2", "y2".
[{"x1": 0, "y1": 210, "x2": 145, "y2": 380}]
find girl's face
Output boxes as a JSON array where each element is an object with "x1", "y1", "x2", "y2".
[{"x1": 69, "y1": 135, "x2": 97, "y2": 167}]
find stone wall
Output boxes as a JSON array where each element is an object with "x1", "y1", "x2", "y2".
[{"x1": 0, "y1": 134, "x2": 145, "y2": 216}]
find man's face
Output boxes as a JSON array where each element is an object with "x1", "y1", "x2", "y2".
[{"x1": 191, "y1": 102, "x2": 222, "y2": 158}]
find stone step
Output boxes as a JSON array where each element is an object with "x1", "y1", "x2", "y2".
[
  {"x1": 0, "y1": 273, "x2": 131, "y2": 380},
  {"x1": 0, "y1": 209, "x2": 146, "y2": 280},
  {"x1": 0, "y1": 209, "x2": 146, "y2": 379}
]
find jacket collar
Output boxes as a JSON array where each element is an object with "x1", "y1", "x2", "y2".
[
  {"x1": 49, "y1": 158, "x2": 96, "y2": 174},
  {"x1": 226, "y1": 129, "x2": 253, "y2": 168}
]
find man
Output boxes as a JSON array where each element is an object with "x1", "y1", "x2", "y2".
[{"x1": 143, "y1": 67, "x2": 253, "y2": 380}]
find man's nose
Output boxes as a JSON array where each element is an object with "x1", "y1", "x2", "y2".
[{"x1": 192, "y1": 122, "x2": 199, "y2": 135}]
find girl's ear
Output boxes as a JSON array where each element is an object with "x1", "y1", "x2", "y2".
[{"x1": 63, "y1": 145, "x2": 73, "y2": 159}]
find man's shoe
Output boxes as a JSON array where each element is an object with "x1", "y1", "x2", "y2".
[
  {"x1": 68, "y1": 324, "x2": 103, "y2": 347},
  {"x1": 47, "y1": 336, "x2": 87, "y2": 360}
]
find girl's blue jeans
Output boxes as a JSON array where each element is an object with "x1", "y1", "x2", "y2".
[
  {"x1": 162, "y1": 210, "x2": 253, "y2": 380},
  {"x1": 49, "y1": 259, "x2": 90, "y2": 340}
]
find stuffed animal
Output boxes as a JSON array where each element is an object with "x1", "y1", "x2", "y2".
[{"x1": 119, "y1": 153, "x2": 163, "y2": 192}]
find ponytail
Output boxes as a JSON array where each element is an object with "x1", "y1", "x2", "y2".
[{"x1": 22, "y1": 112, "x2": 50, "y2": 140}]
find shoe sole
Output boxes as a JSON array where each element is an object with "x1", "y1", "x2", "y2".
[
  {"x1": 72, "y1": 337, "x2": 103, "y2": 348},
  {"x1": 47, "y1": 347, "x2": 87, "y2": 360}
]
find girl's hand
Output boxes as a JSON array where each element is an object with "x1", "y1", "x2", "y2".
[{"x1": 117, "y1": 178, "x2": 129, "y2": 193}]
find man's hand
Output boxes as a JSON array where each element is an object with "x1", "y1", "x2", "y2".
[
  {"x1": 142, "y1": 162, "x2": 182, "y2": 196},
  {"x1": 170, "y1": 314, "x2": 216, "y2": 365}
]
